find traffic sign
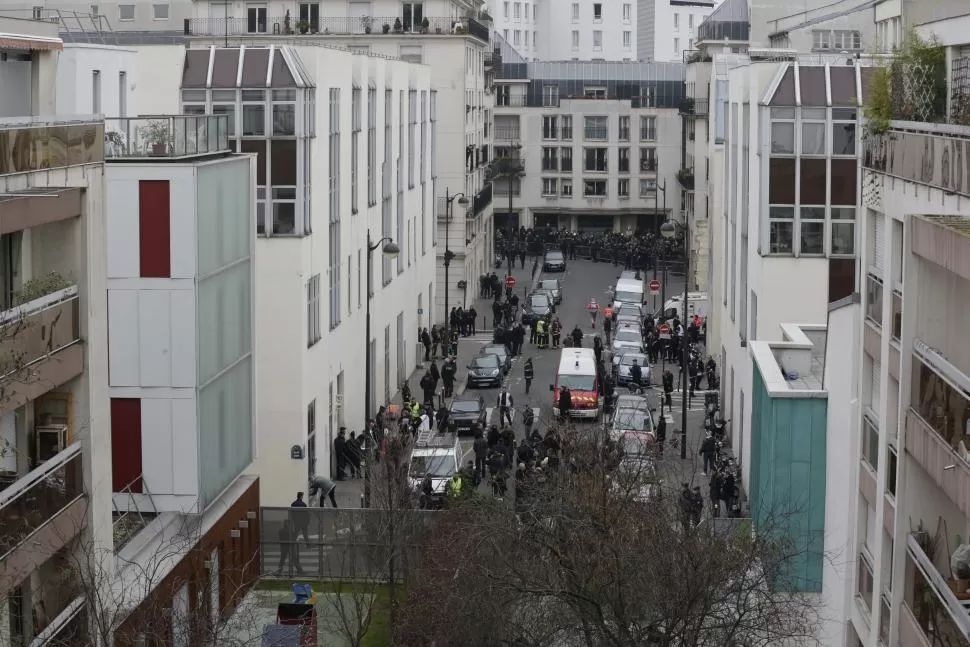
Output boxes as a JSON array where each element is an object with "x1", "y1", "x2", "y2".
[
  {"x1": 658, "y1": 323, "x2": 671, "y2": 340},
  {"x1": 505, "y1": 276, "x2": 516, "y2": 289},
  {"x1": 648, "y1": 279, "x2": 661, "y2": 295}
]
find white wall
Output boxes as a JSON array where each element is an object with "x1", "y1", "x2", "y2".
[
  {"x1": 0, "y1": 59, "x2": 32, "y2": 118},
  {"x1": 129, "y1": 45, "x2": 185, "y2": 117},
  {"x1": 651, "y1": 0, "x2": 716, "y2": 62},
  {"x1": 55, "y1": 44, "x2": 136, "y2": 118}
]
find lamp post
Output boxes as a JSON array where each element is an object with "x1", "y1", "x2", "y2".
[
  {"x1": 442, "y1": 189, "x2": 469, "y2": 330},
  {"x1": 363, "y1": 229, "x2": 400, "y2": 508},
  {"x1": 653, "y1": 176, "x2": 667, "y2": 314},
  {"x1": 660, "y1": 218, "x2": 689, "y2": 460}
]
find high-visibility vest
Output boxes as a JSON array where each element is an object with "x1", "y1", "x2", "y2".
[
  {"x1": 587, "y1": 301, "x2": 599, "y2": 313},
  {"x1": 447, "y1": 477, "x2": 462, "y2": 497},
  {"x1": 603, "y1": 307, "x2": 614, "y2": 319}
]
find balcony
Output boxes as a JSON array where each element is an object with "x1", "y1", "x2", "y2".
[
  {"x1": 493, "y1": 127, "x2": 521, "y2": 142},
  {"x1": 863, "y1": 121, "x2": 970, "y2": 198},
  {"x1": 495, "y1": 96, "x2": 528, "y2": 108},
  {"x1": 471, "y1": 183, "x2": 492, "y2": 217},
  {"x1": 0, "y1": 284, "x2": 82, "y2": 415},
  {"x1": 903, "y1": 532, "x2": 970, "y2": 644},
  {"x1": 905, "y1": 408, "x2": 970, "y2": 519},
  {"x1": 0, "y1": 118, "x2": 104, "y2": 175},
  {"x1": 104, "y1": 115, "x2": 231, "y2": 160},
  {"x1": 184, "y1": 15, "x2": 490, "y2": 44},
  {"x1": 0, "y1": 443, "x2": 86, "y2": 592},
  {"x1": 677, "y1": 167, "x2": 695, "y2": 191}
]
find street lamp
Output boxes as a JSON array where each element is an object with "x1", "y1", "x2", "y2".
[
  {"x1": 364, "y1": 229, "x2": 400, "y2": 507},
  {"x1": 442, "y1": 189, "x2": 469, "y2": 330},
  {"x1": 660, "y1": 218, "x2": 690, "y2": 460}
]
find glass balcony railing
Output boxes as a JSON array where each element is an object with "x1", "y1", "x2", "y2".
[
  {"x1": 0, "y1": 443, "x2": 84, "y2": 560},
  {"x1": 0, "y1": 118, "x2": 104, "y2": 174},
  {"x1": 905, "y1": 533, "x2": 970, "y2": 644},
  {"x1": 103, "y1": 115, "x2": 231, "y2": 160},
  {"x1": 0, "y1": 284, "x2": 80, "y2": 378}
]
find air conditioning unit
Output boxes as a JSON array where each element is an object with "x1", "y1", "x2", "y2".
[{"x1": 35, "y1": 424, "x2": 68, "y2": 462}]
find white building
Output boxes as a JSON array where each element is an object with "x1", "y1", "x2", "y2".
[
  {"x1": 491, "y1": 0, "x2": 638, "y2": 61},
  {"x1": 492, "y1": 56, "x2": 685, "y2": 233},
  {"x1": 637, "y1": 0, "x2": 717, "y2": 63}
]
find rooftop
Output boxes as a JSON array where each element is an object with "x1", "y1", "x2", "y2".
[
  {"x1": 750, "y1": 323, "x2": 828, "y2": 398},
  {"x1": 103, "y1": 115, "x2": 232, "y2": 161},
  {"x1": 697, "y1": 0, "x2": 749, "y2": 43}
]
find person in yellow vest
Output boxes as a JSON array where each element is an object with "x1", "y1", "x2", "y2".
[
  {"x1": 447, "y1": 473, "x2": 463, "y2": 502},
  {"x1": 535, "y1": 318, "x2": 548, "y2": 349}
]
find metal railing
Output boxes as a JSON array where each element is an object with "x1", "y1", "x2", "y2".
[
  {"x1": 185, "y1": 15, "x2": 489, "y2": 43},
  {"x1": 0, "y1": 285, "x2": 80, "y2": 378},
  {"x1": 492, "y1": 127, "x2": 520, "y2": 141},
  {"x1": 112, "y1": 474, "x2": 159, "y2": 552},
  {"x1": 103, "y1": 115, "x2": 231, "y2": 159},
  {"x1": 471, "y1": 182, "x2": 492, "y2": 217},
  {"x1": 0, "y1": 443, "x2": 84, "y2": 561},
  {"x1": 495, "y1": 96, "x2": 529, "y2": 107}
]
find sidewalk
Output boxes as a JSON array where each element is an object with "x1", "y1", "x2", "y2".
[{"x1": 331, "y1": 261, "x2": 541, "y2": 508}]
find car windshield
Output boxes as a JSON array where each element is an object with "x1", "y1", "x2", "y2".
[
  {"x1": 615, "y1": 329, "x2": 641, "y2": 342},
  {"x1": 540, "y1": 280, "x2": 558, "y2": 290},
  {"x1": 530, "y1": 295, "x2": 550, "y2": 307},
  {"x1": 410, "y1": 454, "x2": 455, "y2": 478},
  {"x1": 614, "y1": 409, "x2": 653, "y2": 433},
  {"x1": 546, "y1": 252, "x2": 564, "y2": 261},
  {"x1": 619, "y1": 432, "x2": 655, "y2": 455},
  {"x1": 618, "y1": 305, "x2": 641, "y2": 316},
  {"x1": 484, "y1": 346, "x2": 507, "y2": 358},
  {"x1": 451, "y1": 399, "x2": 482, "y2": 413},
  {"x1": 620, "y1": 354, "x2": 646, "y2": 366},
  {"x1": 558, "y1": 375, "x2": 596, "y2": 391},
  {"x1": 473, "y1": 355, "x2": 499, "y2": 367},
  {"x1": 614, "y1": 291, "x2": 641, "y2": 303}
]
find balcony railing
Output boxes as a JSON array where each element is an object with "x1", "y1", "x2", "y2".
[
  {"x1": 472, "y1": 183, "x2": 492, "y2": 217},
  {"x1": 185, "y1": 15, "x2": 490, "y2": 44},
  {"x1": 103, "y1": 115, "x2": 231, "y2": 160},
  {"x1": 0, "y1": 118, "x2": 104, "y2": 174},
  {"x1": 493, "y1": 127, "x2": 520, "y2": 141},
  {"x1": 0, "y1": 284, "x2": 80, "y2": 378},
  {"x1": 905, "y1": 408, "x2": 970, "y2": 519},
  {"x1": 906, "y1": 532, "x2": 970, "y2": 643},
  {"x1": 0, "y1": 443, "x2": 84, "y2": 561}
]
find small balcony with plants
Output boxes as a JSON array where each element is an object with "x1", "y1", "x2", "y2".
[
  {"x1": 676, "y1": 167, "x2": 695, "y2": 191},
  {"x1": 901, "y1": 523, "x2": 970, "y2": 645}
]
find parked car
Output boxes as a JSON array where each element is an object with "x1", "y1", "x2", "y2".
[
  {"x1": 611, "y1": 325, "x2": 644, "y2": 354},
  {"x1": 448, "y1": 395, "x2": 488, "y2": 433},
  {"x1": 543, "y1": 251, "x2": 566, "y2": 272},
  {"x1": 521, "y1": 292, "x2": 555, "y2": 327},
  {"x1": 466, "y1": 353, "x2": 503, "y2": 388},
  {"x1": 480, "y1": 343, "x2": 512, "y2": 374},
  {"x1": 610, "y1": 399, "x2": 657, "y2": 439},
  {"x1": 618, "y1": 270, "x2": 642, "y2": 281},
  {"x1": 538, "y1": 278, "x2": 563, "y2": 304},
  {"x1": 614, "y1": 351, "x2": 650, "y2": 386},
  {"x1": 616, "y1": 303, "x2": 643, "y2": 318},
  {"x1": 615, "y1": 313, "x2": 642, "y2": 331}
]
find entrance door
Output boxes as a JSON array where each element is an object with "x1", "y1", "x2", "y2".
[{"x1": 299, "y1": 2, "x2": 320, "y2": 31}]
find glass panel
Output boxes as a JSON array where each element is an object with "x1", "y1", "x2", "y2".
[
  {"x1": 769, "y1": 158, "x2": 796, "y2": 204},
  {"x1": 770, "y1": 222, "x2": 794, "y2": 254},
  {"x1": 863, "y1": 417, "x2": 879, "y2": 469},
  {"x1": 833, "y1": 122, "x2": 856, "y2": 155},
  {"x1": 866, "y1": 274, "x2": 883, "y2": 325},
  {"x1": 913, "y1": 354, "x2": 970, "y2": 451},
  {"x1": 800, "y1": 158, "x2": 826, "y2": 203},
  {"x1": 800, "y1": 221, "x2": 824, "y2": 254},
  {"x1": 273, "y1": 104, "x2": 296, "y2": 135},
  {"x1": 241, "y1": 90, "x2": 265, "y2": 101},
  {"x1": 831, "y1": 159, "x2": 857, "y2": 205},
  {"x1": 212, "y1": 105, "x2": 235, "y2": 136},
  {"x1": 198, "y1": 260, "x2": 252, "y2": 384},
  {"x1": 891, "y1": 291, "x2": 902, "y2": 342},
  {"x1": 196, "y1": 159, "x2": 251, "y2": 276},
  {"x1": 801, "y1": 122, "x2": 825, "y2": 155},
  {"x1": 242, "y1": 104, "x2": 265, "y2": 135},
  {"x1": 831, "y1": 222, "x2": 855, "y2": 255},
  {"x1": 770, "y1": 122, "x2": 794, "y2": 154},
  {"x1": 198, "y1": 357, "x2": 253, "y2": 507},
  {"x1": 0, "y1": 449, "x2": 83, "y2": 552}
]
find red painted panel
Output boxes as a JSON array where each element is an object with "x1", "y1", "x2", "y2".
[
  {"x1": 110, "y1": 398, "x2": 143, "y2": 493},
  {"x1": 138, "y1": 180, "x2": 171, "y2": 278}
]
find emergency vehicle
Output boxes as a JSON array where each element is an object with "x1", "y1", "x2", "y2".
[{"x1": 550, "y1": 347, "x2": 601, "y2": 419}]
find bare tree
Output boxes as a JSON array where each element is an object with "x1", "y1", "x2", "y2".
[{"x1": 394, "y1": 428, "x2": 822, "y2": 647}]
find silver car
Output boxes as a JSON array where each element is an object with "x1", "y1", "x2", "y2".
[
  {"x1": 611, "y1": 325, "x2": 644, "y2": 355},
  {"x1": 538, "y1": 278, "x2": 563, "y2": 304},
  {"x1": 614, "y1": 352, "x2": 650, "y2": 386}
]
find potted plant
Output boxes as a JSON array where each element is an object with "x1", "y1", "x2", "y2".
[
  {"x1": 676, "y1": 167, "x2": 695, "y2": 190},
  {"x1": 382, "y1": 23, "x2": 391, "y2": 34},
  {"x1": 360, "y1": 15, "x2": 373, "y2": 33},
  {"x1": 142, "y1": 119, "x2": 170, "y2": 156},
  {"x1": 393, "y1": 17, "x2": 403, "y2": 33},
  {"x1": 420, "y1": 17, "x2": 430, "y2": 33},
  {"x1": 297, "y1": 20, "x2": 309, "y2": 34},
  {"x1": 455, "y1": 24, "x2": 466, "y2": 34},
  {"x1": 283, "y1": 9, "x2": 292, "y2": 34}
]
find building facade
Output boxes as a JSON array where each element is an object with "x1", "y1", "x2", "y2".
[
  {"x1": 492, "y1": 55, "x2": 685, "y2": 233},
  {"x1": 637, "y1": 0, "x2": 716, "y2": 63}
]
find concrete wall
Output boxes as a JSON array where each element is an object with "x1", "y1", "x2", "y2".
[{"x1": 55, "y1": 44, "x2": 136, "y2": 117}]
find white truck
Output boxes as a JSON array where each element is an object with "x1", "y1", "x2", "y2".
[{"x1": 656, "y1": 292, "x2": 709, "y2": 322}]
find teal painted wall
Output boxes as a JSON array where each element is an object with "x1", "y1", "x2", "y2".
[{"x1": 750, "y1": 361, "x2": 828, "y2": 593}]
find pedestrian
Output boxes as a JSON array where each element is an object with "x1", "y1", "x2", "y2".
[
  {"x1": 679, "y1": 483, "x2": 693, "y2": 529},
  {"x1": 497, "y1": 387, "x2": 514, "y2": 426},
  {"x1": 699, "y1": 433, "x2": 717, "y2": 476},
  {"x1": 603, "y1": 313, "x2": 613, "y2": 344},
  {"x1": 709, "y1": 470, "x2": 722, "y2": 518},
  {"x1": 630, "y1": 359, "x2": 642, "y2": 388},
  {"x1": 421, "y1": 327, "x2": 432, "y2": 361},
  {"x1": 333, "y1": 428, "x2": 348, "y2": 480},
  {"x1": 662, "y1": 370, "x2": 674, "y2": 410},
  {"x1": 309, "y1": 474, "x2": 338, "y2": 508},
  {"x1": 346, "y1": 432, "x2": 362, "y2": 477},
  {"x1": 442, "y1": 357, "x2": 456, "y2": 397},
  {"x1": 558, "y1": 386, "x2": 572, "y2": 418},
  {"x1": 550, "y1": 317, "x2": 562, "y2": 348},
  {"x1": 523, "y1": 357, "x2": 534, "y2": 394},
  {"x1": 289, "y1": 491, "x2": 310, "y2": 547},
  {"x1": 473, "y1": 429, "x2": 488, "y2": 483},
  {"x1": 275, "y1": 519, "x2": 303, "y2": 576},
  {"x1": 691, "y1": 486, "x2": 704, "y2": 527},
  {"x1": 655, "y1": 413, "x2": 667, "y2": 457}
]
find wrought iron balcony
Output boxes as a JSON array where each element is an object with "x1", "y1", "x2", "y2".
[{"x1": 471, "y1": 183, "x2": 492, "y2": 217}]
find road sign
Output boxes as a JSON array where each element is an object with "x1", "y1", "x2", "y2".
[
  {"x1": 658, "y1": 323, "x2": 671, "y2": 340},
  {"x1": 648, "y1": 279, "x2": 661, "y2": 295},
  {"x1": 505, "y1": 276, "x2": 516, "y2": 289}
]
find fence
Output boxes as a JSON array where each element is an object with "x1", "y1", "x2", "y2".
[{"x1": 260, "y1": 507, "x2": 439, "y2": 581}]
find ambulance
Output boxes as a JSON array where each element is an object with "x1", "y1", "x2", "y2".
[{"x1": 550, "y1": 347, "x2": 601, "y2": 419}]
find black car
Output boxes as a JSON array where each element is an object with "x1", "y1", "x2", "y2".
[
  {"x1": 521, "y1": 292, "x2": 554, "y2": 327},
  {"x1": 466, "y1": 353, "x2": 503, "y2": 388},
  {"x1": 543, "y1": 251, "x2": 566, "y2": 272},
  {"x1": 480, "y1": 343, "x2": 512, "y2": 374},
  {"x1": 449, "y1": 395, "x2": 487, "y2": 433}
]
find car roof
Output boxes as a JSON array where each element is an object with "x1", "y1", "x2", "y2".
[
  {"x1": 615, "y1": 278, "x2": 644, "y2": 290},
  {"x1": 558, "y1": 347, "x2": 597, "y2": 374},
  {"x1": 540, "y1": 278, "x2": 560, "y2": 284},
  {"x1": 546, "y1": 250, "x2": 564, "y2": 256},
  {"x1": 451, "y1": 395, "x2": 483, "y2": 405},
  {"x1": 619, "y1": 271, "x2": 639, "y2": 279}
]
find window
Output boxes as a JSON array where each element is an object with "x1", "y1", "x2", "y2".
[
  {"x1": 618, "y1": 148, "x2": 630, "y2": 173},
  {"x1": 571, "y1": 2, "x2": 579, "y2": 21},
  {"x1": 799, "y1": 206, "x2": 825, "y2": 255},
  {"x1": 801, "y1": 109, "x2": 826, "y2": 155},
  {"x1": 513, "y1": 2, "x2": 521, "y2": 18},
  {"x1": 813, "y1": 30, "x2": 832, "y2": 50},
  {"x1": 351, "y1": 89, "x2": 361, "y2": 214},
  {"x1": 584, "y1": 179, "x2": 607, "y2": 196},
  {"x1": 862, "y1": 416, "x2": 879, "y2": 470},
  {"x1": 891, "y1": 290, "x2": 902, "y2": 341},
  {"x1": 408, "y1": 90, "x2": 416, "y2": 188},
  {"x1": 541, "y1": 146, "x2": 558, "y2": 171},
  {"x1": 542, "y1": 115, "x2": 558, "y2": 139},
  {"x1": 838, "y1": 30, "x2": 861, "y2": 50},
  {"x1": 367, "y1": 88, "x2": 377, "y2": 205},
  {"x1": 118, "y1": 4, "x2": 134, "y2": 20},
  {"x1": 561, "y1": 178, "x2": 573, "y2": 196},
  {"x1": 504, "y1": 1, "x2": 509, "y2": 17},
  {"x1": 584, "y1": 116, "x2": 607, "y2": 140},
  {"x1": 618, "y1": 115, "x2": 630, "y2": 141},
  {"x1": 272, "y1": 89, "x2": 296, "y2": 135},
  {"x1": 118, "y1": 71, "x2": 127, "y2": 118},
  {"x1": 640, "y1": 178, "x2": 656, "y2": 196},
  {"x1": 152, "y1": 3, "x2": 168, "y2": 19},
  {"x1": 329, "y1": 88, "x2": 342, "y2": 326},
  {"x1": 92, "y1": 71, "x2": 101, "y2": 114},
  {"x1": 858, "y1": 552, "x2": 874, "y2": 611},
  {"x1": 560, "y1": 146, "x2": 573, "y2": 171},
  {"x1": 32, "y1": 6, "x2": 42, "y2": 19},
  {"x1": 833, "y1": 108, "x2": 857, "y2": 155},
  {"x1": 593, "y1": 30, "x2": 602, "y2": 50},
  {"x1": 542, "y1": 178, "x2": 558, "y2": 196},
  {"x1": 242, "y1": 90, "x2": 266, "y2": 135},
  {"x1": 688, "y1": 14, "x2": 693, "y2": 29},
  {"x1": 402, "y1": 2, "x2": 423, "y2": 31},
  {"x1": 623, "y1": 31, "x2": 631, "y2": 49},
  {"x1": 542, "y1": 85, "x2": 559, "y2": 107},
  {"x1": 622, "y1": 3, "x2": 631, "y2": 21},
  {"x1": 768, "y1": 206, "x2": 794, "y2": 254},
  {"x1": 831, "y1": 207, "x2": 855, "y2": 255},
  {"x1": 584, "y1": 147, "x2": 608, "y2": 172},
  {"x1": 593, "y1": 3, "x2": 602, "y2": 20},
  {"x1": 639, "y1": 147, "x2": 657, "y2": 172},
  {"x1": 866, "y1": 273, "x2": 883, "y2": 326},
  {"x1": 639, "y1": 116, "x2": 656, "y2": 141},
  {"x1": 618, "y1": 179, "x2": 629, "y2": 197},
  {"x1": 247, "y1": 5, "x2": 267, "y2": 32},
  {"x1": 674, "y1": 13, "x2": 679, "y2": 29},
  {"x1": 513, "y1": 30, "x2": 520, "y2": 46},
  {"x1": 674, "y1": 37, "x2": 679, "y2": 53},
  {"x1": 524, "y1": 31, "x2": 529, "y2": 47},
  {"x1": 571, "y1": 30, "x2": 580, "y2": 50},
  {"x1": 307, "y1": 274, "x2": 321, "y2": 345},
  {"x1": 561, "y1": 116, "x2": 573, "y2": 140},
  {"x1": 503, "y1": 29, "x2": 509, "y2": 40},
  {"x1": 887, "y1": 446, "x2": 897, "y2": 496}
]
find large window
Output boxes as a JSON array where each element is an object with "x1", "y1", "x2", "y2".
[
  {"x1": 800, "y1": 108, "x2": 825, "y2": 155},
  {"x1": 639, "y1": 116, "x2": 656, "y2": 141},
  {"x1": 639, "y1": 147, "x2": 656, "y2": 172},
  {"x1": 912, "y1": 353, "x2": 970, "y2": 453},
  {"x1": 272, "y1": 89, "x2": 296, "y2": 135},
  {"x1": 618, "y1": 115, "x2": 630, "y2": 141},
  {"x1": 768, "y1": 206, "x2": 794, "y2": 254},
  {"x1": 617, "y1": 178, "x2": 629, "y2": 197},
  {"x1": 307, "y1": 274, "x2": 321, "y2": 346},
  {"x1": 541, "y1": 177, "x2": 558, "y2": 196},
  {"x1": 865, "y1": 273, "x2": 883, "y2": 325},
  {"x1": 584, "y1": 116, "x2": 607, "y2": 141},
  {"x1": 329, "y1": 88, "x2": 341, "y2": 328},
  {"x1": 351, "y1": 88, "x2": 361, "y2": 214},
  {"x1": 833, "y1": 108, "x2": 857, "y2": 155},
  {"x1": 618, "y1": 148, "x2": 630, "y2": 173},
  {"x1": 542, "y1": 146, "x2": 559, "y2": 171},
  {"x1": 862, "y1": 415, "x2": 879, "y2": 470},
  {"x1": 561, "y1": 115, "x2": 573, "y2": 140},
  {"x1": 542, "y1": 115, "x2": 559, "y2": 139},
  {"x1": 583, "y1": 179, "x2": 607, "y2": 196},
  {"x1": 367, "y1": 88, "x2": 377, "y2": 205},
  {"x1": 408, "y1": 90, "x2": 416, "y2": 188},
  {"x1": 584, "y1": 147, "x2": 608, "y2": 172},
  {"x1": 560, "y1": 147, "x2": 573, "y2": 172},
  {"x1": 242, "y1": 90, "x2": 266, "y2": 135}
]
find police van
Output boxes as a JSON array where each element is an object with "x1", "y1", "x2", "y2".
[{"x1": 550, "y1": 347, "x2": 601, "y2": 419}]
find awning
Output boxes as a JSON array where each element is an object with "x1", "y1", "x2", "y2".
[{"x1": 0, "y1": 33, "x2": 63, "y2": 51}]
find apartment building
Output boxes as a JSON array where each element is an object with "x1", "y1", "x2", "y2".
[
  {"x1": 492, "y1": 51, "x2": 684, "y2": 233},
  {"x1": 183, "y1": 0, "x2": 493, "y2": 329},
  {"x1": 637, "y1": 0, "x2": 717, "y2": 63},
  {"x1": 848, "y1": 10, "x2": 970, "y2": 647},
  {"x1": 492, "y1": 0, "x2": 637, "y2": 62}
]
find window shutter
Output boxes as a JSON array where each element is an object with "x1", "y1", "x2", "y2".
[{"x1": 873, "y1": 213, "x2": 885, "y2": 272}]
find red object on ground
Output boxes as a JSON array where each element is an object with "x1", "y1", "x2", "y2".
[{"x1": 505, "y1": 276, "x2": 516, "y2": 289}]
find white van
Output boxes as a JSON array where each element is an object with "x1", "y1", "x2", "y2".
[
  {"x1": 611, "y1": 278, "x2": 645, "y2": 309},
  {"x1": 550, "y1": 347, "x2": 602, "y2": 419},
  {"x1": 657, "y1": 292, "x2": 709, "y2": 322}
]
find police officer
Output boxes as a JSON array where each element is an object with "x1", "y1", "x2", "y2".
[{"x1": 523, "y1": 357, "x2": 535, "y2": 394}]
